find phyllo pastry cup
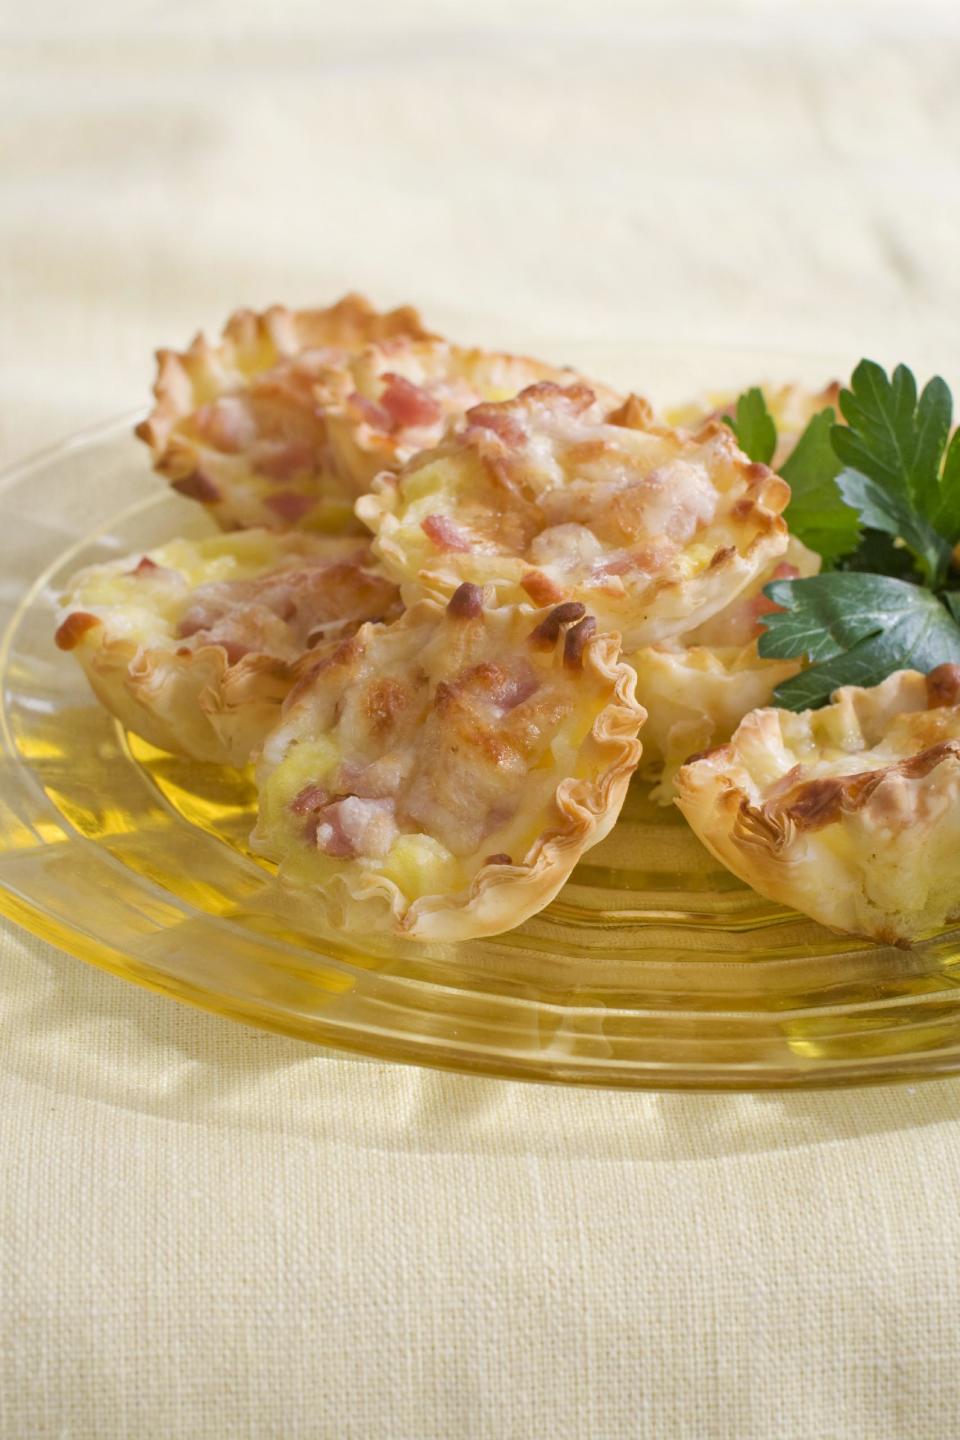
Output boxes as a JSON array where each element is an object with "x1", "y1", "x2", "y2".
[
  {"x1": 136, "y1": 294, "x2": 436, "y2": 534},
  {"x1": 675, "y1": 665, "x2": 960, "y2": 944},
  {"x1": 358, "y1": 382, "x2": 790, "y2": 650},
  {"x1": 632, "y1": 537, "x2": 820, "y2": 801},
  {"x1": 252, "y1": 587, "x2": 645, "y2": 940},
  {"x1": 55, "y1": 530, "x2": 399, "y2": 766}
]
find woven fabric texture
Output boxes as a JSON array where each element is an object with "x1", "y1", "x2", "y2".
[{"x1": 2, "y1": 4, "x2": 960, "y2": 1436}]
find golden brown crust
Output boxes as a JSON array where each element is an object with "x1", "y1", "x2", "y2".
[
  {"x1": 926, "y1": 662, "x2": 960, "y2": 710},
  {"x1": 136, "y1": 295, "x2": 437, "y2": 534},
  {"x1": 766, "y1": 740, "x2": 960, "y2": 835},
  {"x1": 675, "y1": 669, "x2": 960, "y2": 943},
  {"x1": 137, "y1": 295, "x2": 434, "y2": 456},
  {"x1": 252, "y1": 596, "x2": 645, "y2": 939},
  {"x1": 358, "y1": 384, "x2": 790, "y2": 650},
  {"x1": 54, "y1": 610, "x2": 102, "y2": 651}
]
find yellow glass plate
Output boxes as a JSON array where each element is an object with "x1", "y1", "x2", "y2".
[{"x1": 5, "y1": 345, "x2": 960, "y2": 1090}]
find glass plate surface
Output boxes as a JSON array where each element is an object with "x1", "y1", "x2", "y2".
[{"x1": 4, "y1": 344, "x2": 960, "y2": 1090}]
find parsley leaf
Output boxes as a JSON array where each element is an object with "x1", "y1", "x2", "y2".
[
  {"x1": 758, "y1": 573, "x2": 960, "y2": 711},
  {"x1": 723, "y1": 364, "x2": 960, "y2": 708},
  {"x1": 834, "y1": 468, "x2": 951, "y2": 588},
  {"x1": 779, "y1": 409, "x2": 860, "y2": 564},
  {"x1": 835, "y1": 527, "x2": 922, "y2": 583},
  {"x1": 931, "y1": 428, "x2": 960, "y2": 542},
  {"x1": 832, "y1": 360, "x2": 956, "y2": 584},
  {"x1": 723, "y1": 387, "x2": 776, "y2": 465}
]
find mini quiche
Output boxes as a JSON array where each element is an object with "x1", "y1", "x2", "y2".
[
  {"x1": 668, "y1": 380, "x2": 841, "y2": 468},
  {"x1": 358, "y1": 382, "x2": 790, "y2": 650},
  {"x1": 252, "y1": 586, "x2": 644, "y2": 940},
  {"x1": 675, "y1": 665, "x2": 960, "y2": 945},
  {"x1": 136, "y1": 294, "x2": 436, "y2": 534},
  {"x1": 55, "y1": 530, "x2": 399, "y2": 766},
  {"x1": 315, "y1": 335, "x2": 619, "y2": 496},
  {"x1": 633, "y1": 537, "x2": 821, "y2": 801}
]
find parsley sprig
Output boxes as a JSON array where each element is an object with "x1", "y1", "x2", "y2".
[
  {"x1": 726, "y1": 389, "x2": 861, "y2": 564},
  {"x1": 725, "y1": 362, "x2": 960, "y2": 710}
]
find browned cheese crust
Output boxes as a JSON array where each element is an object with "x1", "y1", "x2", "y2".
[
  {"x1": 358, "y1": 381, "x2": 790, "y2": 649},
  {"x1": 676, "y1": 666, "x2": 960, "y2": 944},
  {"x1": 253, "y1": 587, "x2": 645, "y2": 938},
  {"x1": 136, "y1": 294, "x2": 437, "y2": 532}
]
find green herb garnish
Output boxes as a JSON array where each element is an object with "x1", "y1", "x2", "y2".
[
  {"x1": 726, "y1": 362, "x2": 960, "y2": 709},
  {"x1": 780, "y1": 408, "x2": 860, "y2": 565},
  {"x1": 759, "y1": 573, "x2": 960, "y2": 711},
  {"x1": 832, "y1": 361, "x2": 959, "y2": 588},
  {"x1": 724, "y1": 387, "x2": 776, "y2": 466}
]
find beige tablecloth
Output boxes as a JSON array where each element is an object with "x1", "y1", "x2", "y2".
[{"x1": 3, "y1": 4, "x2": 960, "y2": 1436}]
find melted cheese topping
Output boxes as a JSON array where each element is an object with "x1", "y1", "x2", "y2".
[
  {"x1": 729, "y1": 677, "x2": 960, "y2": 800},
  {"x1": 360, "y1": 383, "x2": 789, "y2": 650},
  {"x1": 136, "y1": 296, "x2": 435, "y2": 534},
  {"x1": 320, "y1": 337, "x2": 619, "y2": 497},
  {"x1": 138, "y1": 299, "x2": 613, "y2": 536},
  {"x1": 59, "y1": 530, "x2": 398, "y2": 664},
  {"x1": 254, "y1": 593, "x2": 640, "y2": 922}
]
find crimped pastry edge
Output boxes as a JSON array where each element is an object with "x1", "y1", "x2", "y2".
[
  {"x1": 356, "y1": 392, "x2": 790, "y2": 648},
  {"x1": 135, "y1": 293, "x2": 436, "y2": 464},
  {"x1": 55, "y1": 533, "x2": 396, "y2": 767},
  {"x1": 254, "y1": 598, "x2": 646, "y2": 941},
  {"x1": 674, "y1": 667, "x2": 960, "y2": 945}
]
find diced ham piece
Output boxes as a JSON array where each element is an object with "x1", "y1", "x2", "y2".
[
  {"x1": 491, "y1": 662, "x2": 539, "y2": 711},
  {"x1": 348, "y1": 391, "x2": 394, "y2": 431},
  {"x1": 464, "y1": 404, "x2": 526, "y2": 447},
  {"x1": 176, "y1": 609, "x2": 210, "y2": 640},
  {"x1": 591, "y1": 552, "x2": 638, "y2": 579},
  {"x1": 130, "y1": 556, "x2": 160, "y2": 576},
  {"x1": 172, "y1": 471, "x2": 221, "y2": 503},
  {"x1": 311, "y1": 812, "x2": 355, "y2": 857},
  {"x1": 520, "y1": 570, "x2": 565, "y2": 606},
  {"x1": 289, "y1": 783, "x2": 330, "y2": 816},
  {"x1": 264, "y1": 490, "x2": 314, "y2": 523},
  {"x1": 54, "y1": 611, "x2": 101, "y2": 651},
  {"x1": 195, "y1": 397, "x2": 259, "y2": 454},
  {"x1": 421, "y1": 514, "x2": 472, "y2": 552},
  {"x1": 217, "y1": 638, "x2": 252, "y2": 666},
  {"x1": 609, "y1": 461, "x2": 718, "y2": 545},
  {"x1": 592, "y1": 543, "x2": 672, "y2": 580},
  {"x1": 379, "y1": 374, "x2": 442, "y2": 430},
  {"x1": 253, "y1": 442, "x2": 315, "y2": 482},
  {"x1": 452, "y1": 660, "x2": 540, "y2": 713}
]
